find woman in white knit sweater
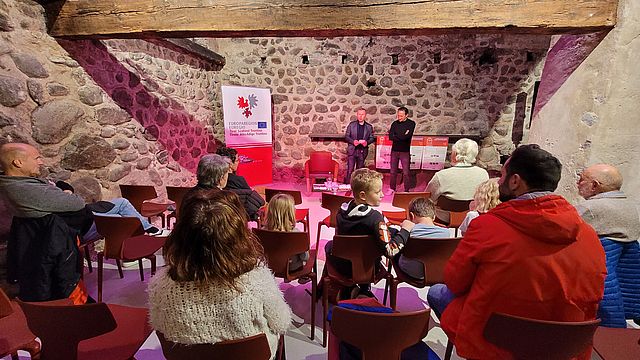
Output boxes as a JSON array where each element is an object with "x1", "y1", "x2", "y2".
[{"x1": 148, "y1": 189, "x2": 292, "y2": 358}]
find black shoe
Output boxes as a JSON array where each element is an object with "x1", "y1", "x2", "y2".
[{"x1": 356, "y1": 288, "x2": 376, "y2": 299}]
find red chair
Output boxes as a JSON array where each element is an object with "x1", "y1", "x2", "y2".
[
  {"x1": 316, "y1": 192, "x2": 352, "y2": 250},
  {"x1": 264, "y1": 188, "x2": 309, "y2": 232},
  {"x1": 382, "y1": 191, "x2": 431, "y2": 225},
  {"x1": 253, "y1": 228, "x2": 317, "y2": 340},
  {"x1": 385, "y1": 237, "x2": 462, "y2": 310},
  {"x1": 119, "y1": 184, "x2": 170, "y2": 228},
  {"x1": 0, "y1": 289, "x2": 40, "y2": 360},
  {"x1": 158, "y1": 332, "x2": 285, "y2": 360},
  {"x1": 435, "y1": 197, "x2": 471, "y2": 236},
  {"x1": 18, "y1": 298, "x2": 152, "y2": 360},
  {"x1": 93, "y1": 216, "x2": 166, "y2": 302},
  {"x1": 592, "y1": 326, "x2": 640, "y2": 360},
  {"x1": 322, "y1": 235, "x2": 389, "y2": 347},
  {"x1": 482, "y1": 312, "x2": 600, "y2": 360},
  {"x1": 305, "y1": 151, "x2": 339, "y2": 192},
  {"x1": 166, "y1": 186, "x2": 191, "y2": 228},
  {"x1": 331, "y1": 306, "x2": 431, "y2": 360}
]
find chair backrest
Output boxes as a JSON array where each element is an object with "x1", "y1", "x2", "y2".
[
  {"x1": 392, "y1": 191, "x2": 431, "y2": 217},
  {"x1": 449, "y1": 210, "x2": 469, "y2": 228},
  {"x1": 436, "y1": 196, "x2": 471, "y2": 212},
  {"x1": 18, "y1": 299, "x2": 117, "y2": 360},
  {"x1": 320, "y1": 192, "x2": 351, "y2": 228},
  {"x1": 308, "y1": 151, "x2": 335, "y2": 173},
  {"x1": 483, "y1": 312, "x2": 600, "y2": 360},
  {"x1": 157, "y1": 331, "x2": 271, "y2": 360},
  {"x1": 400, "y1": 237, "x2": 462, "y2": 286},
  {"x1": 252, "y1": 228, "x2": 310, "y2": 279},
  {"x1": 0, "y1": 288, "x2": 13, "y2": 318},
  {"x1": 331, "y1": 307, "x2": 431, "y2": 360},
  {"x1": 264, "y1": 188, "x2": 303, "y2": 205},
  {"x1": 93, "y1": 216, "x2": 145, "y2": 259},
  {"x1": 119, "y1": 184, "x2": 158, "y2": 212},
  {"x1": 331, "y1": 235, "x2": 383, "y2": 284},
  {"x1": 166, "y1": 186, "x2": 191, "y2": 215}
]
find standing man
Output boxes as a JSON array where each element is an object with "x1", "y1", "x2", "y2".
[
  {"x1": 388, "y1": 106, "x2": 416, "y2": 192},
  {"x1": 576, "y1": 163, "x2": 640, "y2": 327},
  {"x1": 345, "y1": 108, "x2": 375, "y2": 184}
]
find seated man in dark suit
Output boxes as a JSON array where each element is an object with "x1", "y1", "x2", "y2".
[{"x1": 215, "y1": 147, "x2": 265, "y2": 220}]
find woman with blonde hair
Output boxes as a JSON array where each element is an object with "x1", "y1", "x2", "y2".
[
  {"x1": 148, "y1": 190, "x2": 291, "y2": 358},
  {"x1": 459, "y1": 178, "x2": 501, "y2": 235},
  {"x1": 263, "y1": 193, "x2": 310, "y2": 272}
]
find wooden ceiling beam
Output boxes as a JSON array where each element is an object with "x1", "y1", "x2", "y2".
[{"x1": 44, "y1": 0, "x2": 618, "y2": 39}]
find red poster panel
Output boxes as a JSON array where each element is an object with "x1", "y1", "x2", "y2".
[{"x1": 235, "y1": 146, "x2": 273, "y2": 186}]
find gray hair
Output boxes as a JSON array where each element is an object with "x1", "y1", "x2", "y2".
[
  {"x1": 452, "y1": 138, "x2": 479, "y2": 165},
  {"x1": 197, "y1": 154, "x2": 230, "y2": 187}
]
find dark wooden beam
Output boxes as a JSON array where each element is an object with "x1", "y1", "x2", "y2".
[
  {"x1": 153, "y1": 38, "x2": 225, "y2": 67},
  {"x1": 44, "y1": 0, "x2": 618, "y2": 39}
]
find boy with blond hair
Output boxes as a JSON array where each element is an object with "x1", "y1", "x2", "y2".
[{"x1": 324, "y1": 168, "x2": 414, "y2": 298}]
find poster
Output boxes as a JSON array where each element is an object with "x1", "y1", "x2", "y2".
[
  {"x1": 221, "y1": 85, "x2": 273, "y2": 184},
  {"x1": 375, "y1": 136, "x2": 449, "y2": 170},
  {"x1": 421, "y1": 137, "x2": 450, "y2": 170}
]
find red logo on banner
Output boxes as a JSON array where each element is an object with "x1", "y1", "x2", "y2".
[{"x1": 237, "y1": 94, "x2": 258, "y2": 118}]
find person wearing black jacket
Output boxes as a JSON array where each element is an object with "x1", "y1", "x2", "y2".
[
  {"x1": 388, "y1": 106, "x2": 416, "y2": 192},
  {"x1": 215, "y1": 147, "x2": 266, "y2": 221}
]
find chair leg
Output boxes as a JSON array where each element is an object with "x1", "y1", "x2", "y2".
[
  {"x1": 138, "y1": 259, "x2": 145, "y2": 281},
  {"x1": 310, "y1": 272, "x2": 317, "y2": 341},
  {"x1": 150, "y1": 255, "x2": 157, "y2": 275},
  {"x1": 322, "y1": 277, "x2": 330, "y2": 347},
  {"x1": 444, "y1": 339, "x2": 453, "y2": 360},
  {"x1": 390, "y1": 279, "x2": 399, "y2": 310},
  {"x1": 85, "y1": 245, "x2": 93, "y2": 273},
  {"x1": 116, "y1": 260, "x2": 124, "y2": 279},
  {"x1": 97, "y1": 252, "x2": 104, "y2": 303},
  {"x1": 24, "y1": 339, "x2": 40, "y2": 359},
  {"x1": 383, "y1": 262, "x2": 392, "y2": 305}
]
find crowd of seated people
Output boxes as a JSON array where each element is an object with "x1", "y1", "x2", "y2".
[{"x1": 4, "y1": 138, "x2": 636, "y2": 357}]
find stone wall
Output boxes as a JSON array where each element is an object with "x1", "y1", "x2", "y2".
[
  {"x1": 528, "y1": 0, "x2": 640, "y2": 203},
  {"x1": 213, "y1": 35, "x2": 550, "y2": 182}
]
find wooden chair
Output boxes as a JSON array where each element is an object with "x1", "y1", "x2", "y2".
[
  {"x1": 18, "y1": 298, "x2": 152, "y2": 360},
  {"x1": 253, "y1": 228, "x2": 317, "y2": 340},
  {"x1": 264, "y1": 188, "x2": 309, "y2": 232},
  {"x1": 322, "y1": 235, "x2": 389, "y2": 347},
  {"x1": 166, "y1": 186, "x2": 191, "y2": 228},
  {"x1": 435, "y1": 197, "x2": 471, "y2": 236},
  {"x1": 0, "y1": 289, "x2": 40, "y2": 360},
  {"x1": 384, "y1": 237, "x2": 462, "y2": 310},
  {"x1": 592, "y1": 326, "x2": 640, "y2": 360},
  {"x1": 481, "y1": 312, "x2": 600, "y2": 360},
  {"x1": 331, "y1": 307, "x2": 431, "y2": 360},
  {"x1": 158, "y1": 332, "x2": 285, "y2": 360},
  {"x1": 382, "y1": 191, "x2": 431, "y2": 225},
  {"x1": 316, "y1": 192, "x2": 352, "y2": 249},
  {"x1": 93, "y1": 216, "x2": 166, "y2": 302},
  {"x1": 119, "y1": 184, "x2": 170, "y2": 228},
  {"x1": 305, "y1": 151, "x2": 339, "y2": 192}
]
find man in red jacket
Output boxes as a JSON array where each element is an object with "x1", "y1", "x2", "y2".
[{"x1": 427, "y1": 144, "x2": 606, "y2": 359}]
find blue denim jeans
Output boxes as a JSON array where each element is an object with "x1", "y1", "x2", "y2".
[
  {"x1": 82, "y1": 198, "x2": 152, "y2": 242},
  {"x1": 427, "y1": 283, "x2": 456, "y2": 319}
]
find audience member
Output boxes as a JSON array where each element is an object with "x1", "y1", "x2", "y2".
[
  {"x1": 0, "y1": 142, "x2": 167, "y2": 240},
  {"x1": 263, "y1": 193, "x2": 309, "y2": 273},
  {"x1": 148, "y1": 190, "x2": 292, "y2": 357},
  {"x1": 458, "y1": 178, "x2": 500, "y2": 235},
  {"x1": 218, "y1": 146, "x2": 266, "y2": 220},
  {"x1": 324, "y1": 168, "x2": 414, "y2": 299},
  {"x1": 576, "y1": 163, "x2": 640, "y2": 327},
  {"x1": 396, "y1": 198, "x2": 450, "y2": 279},
  {"x1": 427, "y1": 144, "x2": 606, "y2": 359},
  {"x1": 426, "y1": 138, "x2": 488, "y2": 202}
]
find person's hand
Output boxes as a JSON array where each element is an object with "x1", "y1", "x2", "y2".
[
  {"x1": 400, "y1": 219, "x2": 415, "y2": 232},
  {"x1": 353, "y1": 140, "x2": 359, "y2": 146},
  {"x1": 360, "y1": 140, "x2": 367, "y2": 146}
]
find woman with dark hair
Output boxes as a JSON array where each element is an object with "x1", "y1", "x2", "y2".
[{"x1": 148, "y1": 190, "x2": 291, "y2": 358}]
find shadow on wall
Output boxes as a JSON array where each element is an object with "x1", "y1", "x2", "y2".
[{"x1": 58, "y1": 39, "x2": 217, "y2": 173}]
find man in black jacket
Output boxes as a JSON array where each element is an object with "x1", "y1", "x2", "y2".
[
  {"x1": 388, "y1": 106, "x2": 416, "y2": 192},
  {"x1": 344, "y1": 108, "x2": 375, "y2": 184}
]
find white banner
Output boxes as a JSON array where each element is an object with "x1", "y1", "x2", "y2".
[{"x1": 221, "y1": 86, "x2": 272, "y2": 146}]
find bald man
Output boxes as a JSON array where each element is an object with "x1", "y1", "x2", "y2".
[
  {"x1": 577, "y1": 164, "x2": 640, "y2": 327},
  {"x1": 0, "y1": 142, "x2": 168, "y2": 239}
]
